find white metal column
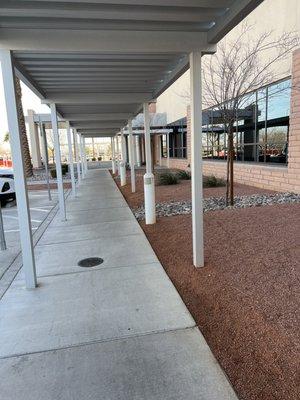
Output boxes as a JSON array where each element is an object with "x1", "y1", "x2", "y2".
[
  {"x1": 0, "y1": 49, "x2": 37, "y2": 288},
  {"x1": 50, "y1": 103, "x2": 66, "y2": 221},
  {"x1": 115, "y1": 135, "x2": 120, "y2": 175},
  {"x1": 74, "y1": 130, "x2": 81, "y2": 185},
  {"x1": 66, "y1": 122, "x2": 76, "y2": 197},
  {"x1": 83, "y1": 137, "x2": 88, "y2": 174},
  {"x1": 39, "y1": 119, "x2": 51, "y2": 201},
  {"x1": 79, "y1": 134, "x2": 85, "y2": 179},
  {"x1": 0, "y1": 203, "x2": 7, "y2": 251},
  {"x1": 190, "y1": 51, "x2": 204, "y2": 267},
  {"x1": 158, "y1": 135, "x2": 162, "y2": 166},
  {"x1": 111, "y1": 137, "x2": 116, "y2": 174},
  {"x1": 128, "y1": 119, "x2": 136, "y2": 193},
  {"x1": 135, "y1": 135, "x2": 141, "y2": 167},
  {"x1": 120, "y1": 130, "x2": 126, "y2": 186},
  {"x1": 143, "y1": 102, "x2": 156, "y2": 224},
  {"x1": 27, "y1": 109, "x2": 42, "y2": 169},
  {"x1": 167, "y1": 133, "x2": 170, "y2": 169}
]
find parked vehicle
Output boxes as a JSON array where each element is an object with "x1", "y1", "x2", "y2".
[{"x1": 0, "y1": 168, "x2": 15, "y2": 205}]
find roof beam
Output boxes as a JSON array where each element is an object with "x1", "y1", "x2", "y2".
[
  {"x1": 41, "y1": 92, "x2": 153, "y2": 105},
  {"x1": 72, "y1": 122, "x2": 125, "y2": 129},
  {"x1": 208, "y1": 0, "x2": 264, "y2": 43},
  {"x1": 13, "y1": 59, "x2": 46, "y2": 99},
  {"x1": 80, "y1": 132, "x2": 117, "y2": 138},
  {"x1": 78, "y1": 129, "x2": 119, "y2": 135},
  {"x1": 2, "y1": 30, "x2": 214, "y2": 53},
  {"x1": 0, "y1": 18, "x2": 215, "y2": 32},
  {"x1": 10, "y1": 1, "x2": 232, "y2": 8},
  {"x1": 153, "y1": 56, "x2": 189, "y2": 99},
  {"x1": 65, "y1": 113, "x2": 133, "y2": 121},
  {"x1": 0, "y1": 5, "x2": 222, "y2": 23}
]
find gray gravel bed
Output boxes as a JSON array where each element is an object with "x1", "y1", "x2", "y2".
[
  {"x1": 27, "y1": 171, "x2": 73, "y2": 182},
  {"x1": 133, "y1": 192, "x2": 300, "y2": 220}
]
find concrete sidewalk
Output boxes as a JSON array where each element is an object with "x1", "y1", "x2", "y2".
[{"x1": 0, "y1": 169, "x2": 238, "y2": 400}]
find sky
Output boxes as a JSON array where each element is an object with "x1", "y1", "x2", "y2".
[{"x1": 0, "y1": 64, "x2": 50, "y2": 141}]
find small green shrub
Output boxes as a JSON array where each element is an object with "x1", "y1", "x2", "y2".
[
  {"x1": 157, "y1": 172, "x2": 179, "y2": 185},
  {"x1": 61, "y1": 164, "x2": 68, "y2": 175},
  {"x1": 176, "y1": 170, "x2": 191, "y2": 180},
  {"x1": 98, "y1": 157, "x2": 102, "y2": 161},
  {"x1": 50, "y1": 169, "x2": 57, "y2": 179},
  {"x1": 203, "y1": 175, "x2": 226, "y2": 187},
  {"x1": 92, "y1": 157, "x2": 96, "y2": 161},
  {"x1": 50, "y1": 164, "x2": 69, "y2": 178}
]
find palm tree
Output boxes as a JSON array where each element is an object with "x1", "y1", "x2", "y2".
[{"x1": 15, "y1": 77, "x2": 33, "y2": 177}]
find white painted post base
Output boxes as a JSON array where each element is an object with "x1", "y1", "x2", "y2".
[
  {"x1": 112, "y1": 158, "x2": 116, "y2": 174},
  {"x1": 119, "y1": 161, "x2": 126, "y2": 186},
  {"x1": 144, "y1": 172, "x2": 156, "y2": 224}
]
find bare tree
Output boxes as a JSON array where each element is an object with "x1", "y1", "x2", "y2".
[
  {"x1": 202, "y1": 23, "x2": 299, "y2": 205},
  {"x1": 46, "y1": 132, "x2": 55, "y2": 164}
]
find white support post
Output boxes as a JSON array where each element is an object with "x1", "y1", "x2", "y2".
[
  {"x1": 0, "y1": 203, "x2": 7, "y2": 251},
  {"x1": 83, "y1": 137, "x2": 88, "y2": 174},
  {"x1": 74, "y1": 130, "x2": 81, "y2": 185},
  {"x1": 79, "y1": 134, "x2": 85, "y2": 179},
  {"x1": 66, "y1": 122, "x2": 76, "y2": 197},
  {"x1": 39, "y1": 119, "x2": 51, "y2": 201},
  {"x1": 158, "y1": 135, "x2": 162, "y2": 166},
  {"x1": 190, "y1": 51, "x2": 204, "y2": 268},
  {"x1": 119, "y1": 130, "x2": 126, "y2": 186},
  {"x1": 143, "y1": 102, "x2": 156, "y2": 224},
  {"x1": 116, "y1": 135, "x2": 120, "y2": 175},
  {"x1": 0, "y1": 49, "x2": 37, "y2": 288},
  {"x1": 167, "y1": 133, "x2": 170, "y2": 169},
  {"x1": 27, "y1": 109, "x2": 42, "y2": 169},
  {"x1": 50, "y1": 103, "x2": 66, "y2": 221},
  {"x1": 111, "y1": 137, "x2": 116, "y2": 174},
  {"x1": 135, "y1": 135, "x2": 141, "y2": 167},
  {"x1": 128, "y1": 119, "x2": 136, "y2": 193}
]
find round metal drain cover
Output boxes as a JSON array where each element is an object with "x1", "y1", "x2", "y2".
[{"x1": 78, "y1": 257, "x2": 104, "y2": 268}]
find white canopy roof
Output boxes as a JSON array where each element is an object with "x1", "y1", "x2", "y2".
[{"x1": 0, "y1": 0, "x2": 264, "y2": 137}]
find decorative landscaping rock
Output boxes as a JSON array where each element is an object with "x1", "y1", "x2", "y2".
[{"x1": 133, "y1": 192, "x2": 300, "y2": 220}]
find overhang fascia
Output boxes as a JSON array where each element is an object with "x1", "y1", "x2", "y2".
[{"x1": 208, "y1": 0, "x2": 265, "y2": 43}]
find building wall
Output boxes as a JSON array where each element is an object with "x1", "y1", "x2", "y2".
[
  {"x1": 202, "y1": 50, "x2": 300, "y2": 193},
  {"x1": 156, "y1": 50, "x2": 300, "y2": 193},
  {"x1": 156, "y1": 0, "x2": 300, "y2": 123}
]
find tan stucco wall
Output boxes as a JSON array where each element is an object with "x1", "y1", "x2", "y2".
[{"x1": 156, "y1": 0, "x2": 300, "y2": 123}]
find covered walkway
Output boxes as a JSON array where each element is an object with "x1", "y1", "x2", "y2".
[{"x1": 0, "y1": 168, "x2": 237, "y2": 399}]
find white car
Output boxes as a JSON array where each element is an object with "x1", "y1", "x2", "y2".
[{"x1": 0, "y1": 168, "x2": 15, "y2": 205}]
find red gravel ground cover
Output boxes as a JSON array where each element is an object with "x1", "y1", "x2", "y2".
[
  {"x1": 114, "y1": 172, "x2": 300, "y2": 400},
  {"x1": 27, "y1": 182, "x2": 72, "y2": 191}
]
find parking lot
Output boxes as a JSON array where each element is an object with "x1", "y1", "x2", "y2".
[{"x1": 0, "y1": 190, "x2": 59, "y2": 279}]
